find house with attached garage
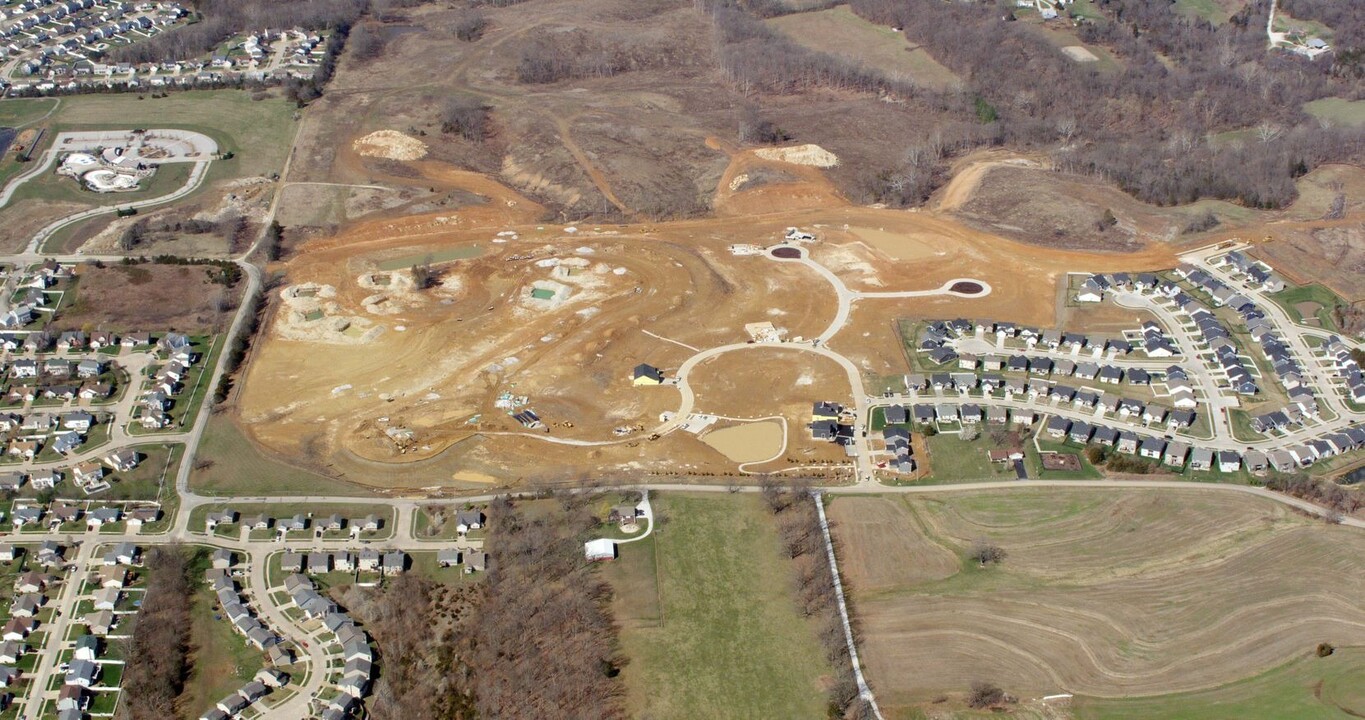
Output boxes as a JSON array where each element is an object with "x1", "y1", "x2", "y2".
[
  {"x1": 883, "y1": 405, "x2": 908, "y2": 425},
  {"x1": 456, "y1": 509, "x2": 485, "y2": 534},
  {"x1": 812, "y1": 402, "x2": 842, "y2": 421},
  {"x1": 10, "y1": 359, "x2": 37, "y2": 379},
  {"x1": 809, "y1": 420, "x2": 838, "y2": 441},
  {"x1": 56, "y1": 331, "x2": 86, "y2": 352},
  {"x1": 62, "y1": 411, "x2": 94, "y2": 431},
  {"x1": 104, "y1": 449, "x2": 139, "y2": 472},
  {"x1": 71, "y1": 462, "x2": 104, "y2": 489},
  {"x1": 76, "y1": 359, "x2": 104, "y2": 378},
  {"x1": 1162, "y1": 441, "x2": 1190, "y2": 468},
  {"x1": 1217, "y1": 450, "x2": 1241, "y2": 473},
  {"x1": 1138, "y1": 436, "x2": 1166, "y2": 459}
]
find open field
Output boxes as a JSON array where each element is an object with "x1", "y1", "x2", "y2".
[
  {"x1": 189, "y1": 414, "x2": 380, "y2": 497},
  {"x1": 604, "y1": 493, "x2": 833, "y2": 719},
  {"x1": 946, "y1": 162, "x2": 1252, "y2": 251},
  {"x1": 1074, "y1": 648, "x2": 1365, "y2": 720},
  {"x1": 1268, "y1": 282, "x2": 1346, "y2": 331},
  {"x1": 1304, "y1": 98, "x2": 1365, "y2": 128},
  {"x1": 766, "y1": 7, "x2": 960, "y2": 91},
  {"x1": 181, "y1": 550, "x2": 263, "y2": 719},
  {"x1": 0, "y1": 91, "x2": 297, "y2": 253},
  {"x1": 0, "y1": 92, "x2": 296, "y2": 179},
  {"x1": 57, "y1": 263, "x2": 242, "y2": 335},
  {"x1": 1172, "y1": 0, "x2": 1248, "y2": 25},
  {"x1": 830, "y1": 490, "x2": 1365, "y2": 717}
]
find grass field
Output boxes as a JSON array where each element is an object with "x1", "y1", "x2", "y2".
[
  {"x1": 604, "y1": 493, "x2": 833, "y2": 720},
  {"x1": 766, "y1": 7, "x2": 961, "y2": 91},
  {"x1": 181, "y1": 549, "x2": 263, "y2": 719},
  {"x1": 1074, "y1": 648, "x2": 1365, "y2": 719},
  {"x1": 922, "y1": 432, "x2": 1016, "y2": 482},
  {"x1": 0, "y1": 91, "x2": 297, "y2": 180},
  {"x1": 190, "y1": 415, "x2": 378, "y2": 497},
  {"x1": 1303, "y1": 98, "x2": 1365, "y2": 128},
  {"x1": 1269, "y1": 281, "x2": 1344, "y2": 331},
  {"x1": 1172, "y1": 0, "x2": 1246, "y2": 25},
  {"x1": 830, "y1": 490, "x2": 1365, "y2": 717}
]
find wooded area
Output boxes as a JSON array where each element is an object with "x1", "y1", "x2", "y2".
[
  {"x1": 336, "y1": 575, "x2": 479, "y2": 720},
  {"x1": 118, "y1": 546, "x2": 195, "y2": 720},
  {"x1": 110, "y1": 0, "x2": 366, "y2": 64},
  {"x1": 843, "y1": 0, "x2": 1364, "y2": 208},
  {"x1": 340, "y1": 496, "x2": 624, "y2": 719}
]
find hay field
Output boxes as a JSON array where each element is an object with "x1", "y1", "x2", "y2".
[
  {"x1": 829, "y1": 491, "x2": 1365, "y2": 716},
  {"x1": 766, "y1": 7, "x2": 960, "y2": 91},
  {"x1": 603, "y1": 493, "x2": 833, "y2": 720}
]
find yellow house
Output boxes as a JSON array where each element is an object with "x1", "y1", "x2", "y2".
[{"x1": 632, "y1": 364, "x2": 664, "y2": 386}]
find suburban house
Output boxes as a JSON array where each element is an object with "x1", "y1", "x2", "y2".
[{"x1": 631, "y1": 363, "x2": 664, "y2": 386}]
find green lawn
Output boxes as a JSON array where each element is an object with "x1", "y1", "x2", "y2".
[
  {"x1": 1074, "y1": 648, "x2": 1365, "y2": 719},
  {"x1": 98, "y1": 443, "x2": 184, "y2": 502},
  {"x1": 1269, "y1": 282, "x2": 1345, "y2": 332},
  {"x1": 923, "y1": 432, "x2": 1016, "y2": 483},
  {"x1": 1303, "y1": 98, "x2": 1365, "y2": 129},
  {"x1": 0, "y1": 91, "x2": 297, "y2": 179},
  {"x1": 190, "y1": 415, "x2": 378, "y2": 497},
  {"x1": 0, "y1": 97, "x2": 60, "y2": 128},
  {"x1": 607, "y1": 493, "x2": 834, "y2": 720}
]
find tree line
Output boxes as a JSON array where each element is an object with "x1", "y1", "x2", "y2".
[
  {"x1": 117, "y1": 546, "x2": 195, "y2": 719},
  {"x1": 110, "y1": 0, "x2": 366, "y2": 64},
  {"x1": 334, "y1": 574, "x2": 479, "y2": 720},
  {"x1": 760, "y1": 481, "x2": 875, "y2": 719}
]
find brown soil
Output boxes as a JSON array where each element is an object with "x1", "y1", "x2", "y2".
[
  {"x1": 1252, "y1": 222, "x2": 1365, "y2": 302},
  {"x1": 238, "y1": 143, "x2": 1186, "y2": 486}
]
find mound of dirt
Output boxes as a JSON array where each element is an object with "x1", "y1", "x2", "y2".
[
  {"x1": 353, "y1": 130, "x2": 429, "y2": 161},
  {"x1": 755, "y1": 144, "x2": 839, "y2": 168}
]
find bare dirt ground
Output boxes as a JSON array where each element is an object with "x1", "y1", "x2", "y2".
[
  {"x1": 60, "y1": 263, "x2": 241, "y2": 334},
  {"x1": 948, "y1": 163, "x2": 1214, "y2": 251},
  {"x1": 1251, "y1": 222, "x2": 1365, "y2": 302},
  {"x1": 236, "y1": 132, "x2": 1191, "y2": 487},
  {"x1": 832, "y1": 489, "x2": 1365, "y2": 713},
  {"x1": 229, "y1": 0, "x2": 1365, "y2": 490}
]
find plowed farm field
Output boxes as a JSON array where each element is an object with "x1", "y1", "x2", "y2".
[{"x1": 829, "y1": 490, "x2": 1365, "y2": 718}]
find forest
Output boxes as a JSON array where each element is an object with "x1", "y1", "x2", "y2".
[
  {"x1": 338, "y1": 496, "x2": 624, "y2": 720},
  {"x1": 839, "y1": 0, "x2": 1364, "y2": 208},
  {"x1": 118, "y1": 547, "x2": 195, "y2": 720}
]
